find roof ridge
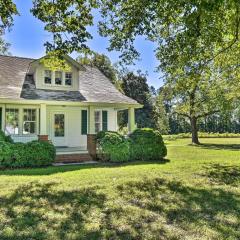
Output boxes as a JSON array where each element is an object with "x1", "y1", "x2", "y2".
[{"x1": 0, "y1": 54, "x2": 36, "y2": 61}]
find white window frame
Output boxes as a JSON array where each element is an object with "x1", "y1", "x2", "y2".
[
  {"x1": 5, "y1": 108, "x2": 19, "y2": 135},
  {"x1": 94, "y1": 110, "x2": 102, "y2": 133},
  {"x1": 5, "y1": 105, "x2": 39, "y2": 136},
  {"x1": 23, "y1": 109, "x2": 37, "y2": 135},
  {"x1": 44, "y1": 70, "x2": 52, "y2": 85},
  {"x1": 55, "y1": 71, "x2": 63, "y2": 85},
  {"x1": 65, "y1": 72, "x2": 72, "y2": 86},
  {"x1": 43, "y1": 69, "x2": 73, "y2": 87}
]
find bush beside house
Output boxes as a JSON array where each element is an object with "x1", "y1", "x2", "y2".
[
  {"x1": 129, "y1": 128, "x2": 167, "y2": 161},
  {"x1": 96, "y1": 131, "x2": 130, "y2": 162},
  {"x1": 96, "y1": 128, "x2": 167, "y2": 162},
  {"x1": 0, "y1": 131, "x2": 56, "y2": 169}
]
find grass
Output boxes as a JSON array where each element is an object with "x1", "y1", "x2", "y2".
[{"x1": 0, "y1": 138, "x2": 240, "y2": 240}]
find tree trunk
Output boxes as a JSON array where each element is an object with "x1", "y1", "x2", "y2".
[{"x1": 190, "y1": 116, "x2": 200, "y2": 144}]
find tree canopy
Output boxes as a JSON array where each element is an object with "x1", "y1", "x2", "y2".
[{"x1": 77, "y1": 52, "x2": 118, "y2": 85}]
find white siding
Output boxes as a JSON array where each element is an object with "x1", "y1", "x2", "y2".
[
  {"x1": 47, "y1": 106, "x2": 87, "y2": 148},
  {"x1": 35, "y1": 63, "x2": 79, "y2": 91}
]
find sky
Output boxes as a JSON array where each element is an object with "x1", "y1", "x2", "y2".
[{"x1": 5, "y1": 0, "x2": 164, "y2": 89}]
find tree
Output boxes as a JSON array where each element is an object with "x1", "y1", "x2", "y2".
[
  {"x1": 0, "y1": 0, "x2": 18, "y2": 56},
  {"x1": 153, "y1": 93, "x2": 169, "y2": 134},
  {"x1": 0, "y1": 0, "x2": 18, "y2": 31},
  {"x1": 120, "y1": 71, "x2": 155, "y2": 129},
  {"x1": 77, "y1": 52, "x2": 118, "y2": 85},
  {"x1": 99, "y1": 0, "x2": 240, "y2": 144},
  {"x1": 0, "y1": 36, "x2": 10, "y2": 55}
]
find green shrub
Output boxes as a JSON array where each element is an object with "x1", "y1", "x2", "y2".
[
  {"x1": 0, "y1": 130, "x2": 13, "y2": 143},
  {"x1": 129, "y1": 128, "x2": 167, "y2": 161},
  {"x1": 96, "y1": 131, "x2": 130, "y2": 162},
  {"x1": 0, "y1": 140, "x2": 56, "y2": 169}
]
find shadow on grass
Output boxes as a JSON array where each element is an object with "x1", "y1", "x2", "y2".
[
  {"x1": 202, "y1": 164, "x2": 240, "y2": 185},
  {"x1": 195, "y1": 143, "x2": 240, "y2": 151},
  {"x1": 1, "y1": 177, "x2": 240, "y2": 239},
  {"x1": 0, "y1": 159, "x2": 170, "y2": 176},
  {"x1": 116, "y1": 178, "x2": 240, "y2": 239}
]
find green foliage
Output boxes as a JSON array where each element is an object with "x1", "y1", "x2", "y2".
[
  {"x1": 31, "y1": 0, "x2": 98, "y2": 56},
  {"x1": 0, "y1": 35, "x2": 10, "y2": 55},
  {"x1": 0, "y1": 137, "x2": 56, "y2": 169},
  {"x1": 153, "y1": 93, "x2": 169, "y2": 134},
  {"x1": 96, "y1": 131, "x2": 130, "y2": 162},
  {"x1": 119, "y1": 71, "x2": 155, "y2": 129},
  {"x1": 77, "y1": 52, "x2": 118, "y2": 85},
  {"x1": 129, "y1": 128, "x2": 167, "y2": 161},
  {"x1": 0, "y1": 130, "x2": 13, "y2": 143},
  {"x1": 99, "y1": 0, "x2": 240, "y2": 144},
  {"x1": 0, "y1": 0, "x2": 18, "y2": 31},
  {"x1": 164, "y1": 132, "x2": 240, "y2": 141}
]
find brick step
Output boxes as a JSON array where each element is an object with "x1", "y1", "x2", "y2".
[{"x1": 55, "y1": 153, "x2": 93, "y2": 163}]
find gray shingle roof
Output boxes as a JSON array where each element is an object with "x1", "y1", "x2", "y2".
[{"x1": 0, "y1": 55, "x2": 139, "y2": 105}]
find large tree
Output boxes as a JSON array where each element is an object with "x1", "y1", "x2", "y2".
[
  {"x1": 77, "y1": 52, "x2": 118, "y2": 85},
  {"x1": 99, "y1": 0, "x2": 240, "y2": 144},
  {"x1": 120, "y1": 71, "x2": 155, "y2": 129}
]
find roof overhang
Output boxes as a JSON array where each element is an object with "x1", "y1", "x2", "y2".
[{"x1": 0, "y1": 98, "x2": 143, "y2": 109}]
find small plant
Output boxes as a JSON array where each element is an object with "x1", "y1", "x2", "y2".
[
  {"x1": 96, "y1": 131, "x2": 130, "y2": 162},
  {"x1": 129, "y1": 128, "x2": 167, "y2": 161}
]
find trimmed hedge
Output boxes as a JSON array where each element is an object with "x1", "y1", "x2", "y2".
[
  {"x1": 96, "y1": 131, "x2": 130, "y2": 162},
  {"x1": 0, "y1": 132, "x2": 56, "y2": 169},
  {"x1": 96, "y1": 129, "x2": 167, "y2": 162},
  {"x1": 129, "y1": 128, "x2": 167, "y2": 161}
]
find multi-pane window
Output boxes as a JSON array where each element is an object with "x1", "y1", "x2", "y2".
[
  {"x1": 5, "y1": 109, "x2": 19, "y2": 134},
  {"x1": 54, "y1": 114, "x2": 65, "y2": 137},
  {"x1": 94, "y1": 111, "x2": 101, "y2": 133},
  {"x1": 55, "y1": 71, "x2": 62, "y2": 85},
  {"x1": 44, "y1": 70, "x2": 52, "y2": 84},
  {"x1": 23, "y1": 109, "x2": 36, "y2": 134},
  {"x1": 65, "y1": 72, "x2": 72, "y2": 86}
]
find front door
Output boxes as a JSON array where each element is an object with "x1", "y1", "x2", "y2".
[{"x1": 52, "y1": 112, "x2": 67, "y2": 146}]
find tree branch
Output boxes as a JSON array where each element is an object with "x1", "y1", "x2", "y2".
[{"x1": 196, "y1": 110, "x2": 220, "y2": 119}]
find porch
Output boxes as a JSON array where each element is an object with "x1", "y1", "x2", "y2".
[{"x1": 0, "y1": 103, "x2": 137, "y2": 162}]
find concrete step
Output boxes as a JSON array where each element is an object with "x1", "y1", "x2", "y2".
[{"x1": 55, "y1": 153, "x2": 93, "y2": 163}]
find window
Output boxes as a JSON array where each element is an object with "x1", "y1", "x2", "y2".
[
  {"x1": 23, "y1": 109, "x2": 36, "y2": 134},
  {"x1": 65, "y1": 72, "x2": 72, "y2": 86},
  {"x1": 54, "y1": 114, "x2": 65, "y2": 137},
  {"x1": 44, "y1": 70, "x2": 52, "y2": 84},
  {"x1": 94, "y1": 111, "x2": 101, "y2": 133},
  {"x1": 55, "y1": 71, "x2": 62, "y2": 85},
  {"x1": 5, "y1": 109, "x2": 19, "y2": 134}
]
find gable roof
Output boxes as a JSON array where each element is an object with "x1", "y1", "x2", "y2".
[{"x1": 0, "y1": 55, "x2": 139, "y2": 106}]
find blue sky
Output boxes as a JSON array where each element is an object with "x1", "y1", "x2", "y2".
[{"x1": 5, "y1": 0, "x2": 163, "y2": 89}]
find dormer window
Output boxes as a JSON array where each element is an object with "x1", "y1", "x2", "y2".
[
  {"x1": 65, "y1": 72, "x2": 72, "y2": 86},
  {"x1": 55, "y1": 71, "x2": 62, "y2": 85},
  {"x1": 44, "y1": 70, "x2": 52, "y2": 84}
]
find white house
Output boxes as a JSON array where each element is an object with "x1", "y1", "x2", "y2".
[{"x1": 0, "y1": 55, "x2": 141, "y2": 160}]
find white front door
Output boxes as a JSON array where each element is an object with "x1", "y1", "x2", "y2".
[{"x1": 52, "y1": 112, "x2": 67, "y2": 147}]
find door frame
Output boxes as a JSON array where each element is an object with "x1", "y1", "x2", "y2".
[{"x1": 50, "y1": 111, "x2": 68, "y2": 147}]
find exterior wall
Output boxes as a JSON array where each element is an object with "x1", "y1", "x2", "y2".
[
  {"x1": 46, "y1": 105, "x2": 87, "y2": 148},
  {"x1": 47, "y1": 105, "x2": 118, "y2": 148},
  {"x1": 0, "y1": 101, "x2": 119, "y2": 147},
  {"x1": 34, "y1": 63, "x2": 79, "y2": 91},
  {"x1": 2, "y1": 104, "x2": 40, "y2": 143}
]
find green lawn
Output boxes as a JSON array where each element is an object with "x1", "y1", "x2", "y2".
[{"x1": 0, "y1": 138, "x2": 240, "y2": 240}]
